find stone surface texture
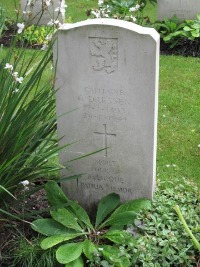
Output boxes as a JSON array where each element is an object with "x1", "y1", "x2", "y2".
[
  {"x1": 158, "y1": 0, "x2": 200, "y2": 21},
  {"x1": 21, "y1": 0, "x2": 64, "y2": 25},
  {"x1": 54, "y1": 19, "x2": 160, "y2": 212}
]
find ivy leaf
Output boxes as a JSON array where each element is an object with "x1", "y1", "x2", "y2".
[
  {"x1": 100, "y1": 211, "x2": 137, "y2": 229},
  {"x1": 83, "y1": 239, "x2": 98, "y2": 260},
  {"x1": 51, "y1": 208, "x2": 83, "y2": 232},
  {"x1": 64, "y1": 256, "x2": 84, "y2": 267},
  {"x1": 31, "y1": 218, "x2": 69, "y2": 236},
  {"x1": 95, "y1": 193, "x2": 120, "y2": 228},
  {"x1": 45, "y1": 181, "x2": 69, "y2": 207},
  {"x1": 111, "y1": 198, "x2": 151, "y2": 217},
  {"x1": 56, "y1": 242, "x2": 84, "y2": 264},
  {"x1": 101, "y1": 245, "x2": 131, "y2": 267},
  {"x1": 41, "y1": 233, "x2": 84, "y2": 249}
]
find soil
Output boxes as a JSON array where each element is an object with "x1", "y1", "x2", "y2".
[{"x1": 0, "y1": 187, "x2": 49, "y2": 266}]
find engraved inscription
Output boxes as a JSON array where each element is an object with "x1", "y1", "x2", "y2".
[
  {"x1": 89, "y1": 37, "x2": 118, "y2": 74},
  {"x1": 94, "y1": 124, "x2": 116, "y2": 157},
  {"x1": 78, "y1": 86, "x2": 130, "y2": 122},
  {"x1": 169, "y1": 9, "x2": 190, "y2": 19},
  {"x1": 80, "y1": 182, "x2": 144, "y2": 199}
]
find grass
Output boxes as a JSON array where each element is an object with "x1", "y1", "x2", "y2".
[
  {"x1": 0, "y1": 0, "x2": 199, "y2": 188},
  {"x1": 158, "y1": 55, "x2": 200, "y2": 186}
]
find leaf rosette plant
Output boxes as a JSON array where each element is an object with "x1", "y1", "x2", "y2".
[{"x1": 32, "y1": 181, "x2": 151, "y2": 266}]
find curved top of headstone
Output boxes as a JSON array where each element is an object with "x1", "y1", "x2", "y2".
[{"x1": 59, "y1": 18, "x2": 159, "y2": 42}]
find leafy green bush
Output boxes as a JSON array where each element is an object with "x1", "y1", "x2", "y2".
[
  {"x1": 88, "y1": 0, "x2": 157, "y2": 25},
  {"x1": 17, "y1": 25, "x2": 54, "y2": 46},
  {"x1": 132, "y1": 178, "x2": 200, "y2": 266},
  {"x1": 32, "y1": 180, "x2": 151, "y2": 267},
  {"x1": 153, "y1": 14, "x2": 200, "y2": 56}
]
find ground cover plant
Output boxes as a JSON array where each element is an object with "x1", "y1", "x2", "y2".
[
  {"x1": 5, "y1": 179, "x2": 200, "y2": 267},
  {"x1": 0, "y1": 0, "x2": 199, "y2": 266},
  {"x1": 153, "y1": 14, "x2": 200, "y2": 57}
]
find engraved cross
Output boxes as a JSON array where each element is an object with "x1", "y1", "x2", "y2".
[{"x1": 94, "y1": 124, "x2": 116, "y2": 157}]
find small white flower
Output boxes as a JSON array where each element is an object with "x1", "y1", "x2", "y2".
[
  {"x1": 20, "y1": 180, "x2": 29, "y2": 186},
  {"x1": 41, "y1": 44, "x2": 48, "y2": 50},
  {"x1": 130, "y1": 15, "x2": 137, "y2": 22},
  {"x1": 198, "y1": 144, "x2": 200, "y2": 148},
  {"x1": 98, "y1": 247, "x2": 103, "y2": 251},
  {"x1": 14, "y1": 88, "x2": 19, "y2": 93},
  {"x1": 166, "y1": 164, "x2": 170, "y2": 167},
  {"x1": 55, "y1": 0, "x2": 67, "y2": 17},
  {"x1": 4, "y1": 63, "x2": 13, "y2": 70},
  {"x1": 47, "y1": 19, "x2": 61, "y2": 27},
  {"x1": 129, "y1": 7, "x2": 136, "y2": 12},
  {"x1": 45, "y1": 0, "x2": 51, "y2": 6},
  {"x1": 45, "y1": 34, "x2": 52, "y2": 41},
  {"x1": 23, "y1": 10, "x2": 32, "y2": 15},
  {"x1": 17, "y1": 22, "x2": 25, "y2": 34},
  {"x1": 91, "y1": 10, "x2": 101, "y2": 18},
  {"x1": 129, "y1": 4, "x2": 140, "y2": 12},
  {"x1": 55, "y1": 20, "x2": 61, "y2": 26},
  {"x1": 173, "y1": 164, "x2": 177, "y2": 167},
  {"x1": 12, "y1": 72, "x2": 18, "y2": 77},
  {"x1": 16, "y1": 77, "x2": 24, "y2": 83},
  {"x1": 98, "y1": 0, "x2": 104, "y2": 5},
  {"x1": 47, "y1": 19, "x2": 54, "y2": 26}
]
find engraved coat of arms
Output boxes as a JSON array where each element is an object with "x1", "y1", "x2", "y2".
[{"x1": 89, "y1": 38, "x2": 118, "y2": 74}]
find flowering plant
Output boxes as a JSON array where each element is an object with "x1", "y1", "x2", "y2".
[
  {"x1": 89, "y1": 0, "x2": 157, "y2": 25},
  {"x1": 0, "y1": 6, "x2": 65, "y2": 207}
]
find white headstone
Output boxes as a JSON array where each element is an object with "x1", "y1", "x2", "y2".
[
  {"x1": 54, "y1": 19, "x2": 159, "y2": 212},
  {"x1": 21, "y1": 0, "x2": 65, "y2": 25},
  {"x1": 158, "y1": 0, "x2": 200, "y2": 21}
]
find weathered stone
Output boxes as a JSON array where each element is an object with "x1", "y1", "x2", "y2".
[
  {"x1": 158, "y1": 0, "x2": 200, "y2": 21},
  {"x1": 21, "y1": 0, "x2": 65, "y2": 25},
  {"x1": 53, "y1": 19, "x2": 159, "y2": 213}
]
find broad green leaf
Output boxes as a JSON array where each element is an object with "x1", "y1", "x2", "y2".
[
  {"x1": 45, "y1": 181, "x2": 69, "y2": 207},
  {"x1": 111, "y1": 198, "x2": 151, "y2": 217},
  {"x1": 102, "y1": 229, "x2": 135, "y2": 245},
  {"x1": 41, "y1": 233, "x2": 84, "y2": 249},
  {"x1": 83, "y1": 239, "x2": 98, "y2": 260},
  {"x1": 68, "y1": 200, "x2": 93, "y2": 230},
  {"x1": 31, "y1": 218, "x2": 69, "y2": 236},
  {"x1": 100, "y1": 211, "x2": 137, "y2": 229},
  {"x1": 95, "y1": 193, "x2": 120, "y2": 228},
  {"x1": 51, "y1": 208, "x2": 83, "y2": 232},
  {"x1": 101, "y1": 245, "x2": 131, "y2": 267},
  {"x1": 56, "y1": 242, "x2": 84, "y2": 264},
  {"x1": 184, "y1": 26, "x2": 192, "y2": 31},
  {"x1": 65, "y1": 256, "x2": 84, "y2": 267}
]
